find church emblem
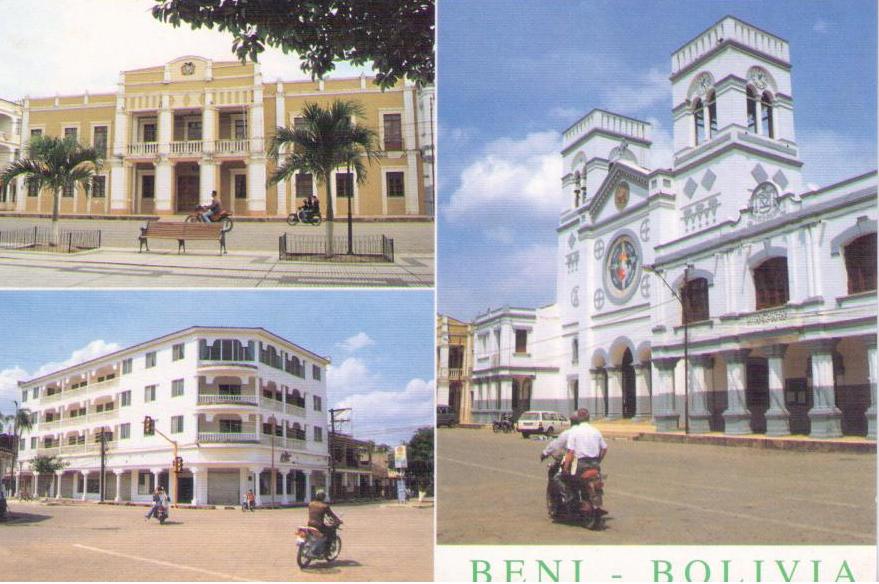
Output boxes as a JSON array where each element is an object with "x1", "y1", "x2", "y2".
[
  {"x1": 696, "y1": 73, "x2": 713, "y2": 96},
  {"x1": 614, "y1": 181, "x2": 630, "y2": 211},
  {"x1": 181, "y1": 62, "x2": 196, "y2": 76},
  {"x1": 748, "y1": 68, "x2": 768, "y2": 90},
  {"x1": 749, "y1": 182, "x2": 779, "y2": 216},
  {"x1": 570, "y1": 286, "x2": 580, "y2": 307},
  {"x1": 607, "y1": 235, "x2": 639, "y2": 293}
]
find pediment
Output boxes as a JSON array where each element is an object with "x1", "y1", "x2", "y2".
[{"x1": 588, "y1": 161, "x2": 650, "y2": 221}]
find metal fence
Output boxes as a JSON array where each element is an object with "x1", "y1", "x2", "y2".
[
  {"x1": 279, "y1": 233, "x2": 394, "y2": 263},
  {"x1": 0, "y1": 225, "x2": 102, "y2": 253}
]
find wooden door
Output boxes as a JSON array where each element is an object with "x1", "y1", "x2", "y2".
[{"x1": 176, "y1": 175, "x2": 200, "y2": 212}]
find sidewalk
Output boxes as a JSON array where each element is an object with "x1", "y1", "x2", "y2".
[{"x1": 0, "y1": 247, "x2": 433, "y2": 287}]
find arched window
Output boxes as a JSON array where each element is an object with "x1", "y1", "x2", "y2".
[
  {"x1": 754, "y1": 257, "x2": 789, "y2": 310},
  {"x1": 693, "y1": 98, "x2": 704, "y2": 145},
  {"x1": 707, "y1": 91, "x2": 718, "y2": 139},
  {"x1": 681, "y1": 277, "x2": 710, "y2": 323},
  {"x1": 571, "y1": 337, "x2": 579, "y2": 365},
  {"x1": 573, "y1": 171, "x2": 582, "y2": 207},
  {"x1": 844, "y1": 233, "x2": 877, "y2": 294},
  {"x1": 761, "y1": 92, "x2": 774, "y2": 138},
  {"x1": 746, "y1": 87, "x2": 758, "y2": 133}
]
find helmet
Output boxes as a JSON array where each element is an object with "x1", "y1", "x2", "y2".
[{"x1": 313, "y1": 489, "x2": 326, "y2": 502}]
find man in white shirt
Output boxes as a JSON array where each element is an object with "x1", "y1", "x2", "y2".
[{"x1": 562, "y1": 408, "x2": 607, "y2": 515}]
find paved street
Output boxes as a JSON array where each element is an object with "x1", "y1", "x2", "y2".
[
  {"x1": 437, "y1": 429, "x2": 876, "y2": 545},
  {"x1": 0, "y1": 217, "x2": 434, "y2": 287},
  {"x1": 0, "y1": 501, "x2": 433, "y2": 581}
]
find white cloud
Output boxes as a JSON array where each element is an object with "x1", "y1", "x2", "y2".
[
  {"x1": 799, "y1": 129, "x2": 877, "y2": 189},
  {"x1": 335, "y1": 378, "x2": 435, "y2": 445},
  {"x1": 813, "y1": 19, "x2": 831, "y2": 34},
  {"x1": 646, "y1": 116, "x2": 674, "y2": 170},
  {"x1": 444, "y1": 131, "x2": 565, "y2": 224},
  {"x1": 0, "y1": 0, "x2": 371, "y2": 100},
  {"x1": 336, "y1": 332, "x2": 375, "y2": 353},
  {"x1": 327, "y1": 357, "x2": 382, "y2": 399},
  {"x1": 599, "y1": 67, "x2": 670, "y2": 117},
  {"x1": 0, "y1": 340, "x2": 120, "y2": 412}
]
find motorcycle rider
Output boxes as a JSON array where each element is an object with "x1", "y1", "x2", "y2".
[
  {"x1": 540, "y1": 423, "x2": 576, "y2": 509},
  {"x1": 201, "y1": 191, "x2": 222, "y2": 223},
  {"x1": 307, "y1": 489, "x2": 342, "y2": 556},
  {"x1": 299, "y1": 193, "x2": 319, "y2": 220},
  {"x1": 561, "y1": 408, "x2": 608, "y2": 516}
]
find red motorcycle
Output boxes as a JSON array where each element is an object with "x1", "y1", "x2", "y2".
[{"x1": 185, "y1": 206, "x2": 234, "y2": 232}]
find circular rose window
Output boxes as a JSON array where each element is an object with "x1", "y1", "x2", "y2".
[{"x1": 603, "y1": 233, "x2": 642, "y2": 304}]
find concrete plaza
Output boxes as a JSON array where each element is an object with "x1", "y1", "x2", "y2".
[
  {"x1": 437, "y1": 428, "x2": 876, "y2": 545},
  {"x1": 0, "y1": 500, "x2": 433, "y2": 581},
  {"x1": 0, "y1": 217, "x2": 434, "y2": 287}
]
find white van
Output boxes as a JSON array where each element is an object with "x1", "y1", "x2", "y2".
[{"x1": 515, "y1": 411, "x2": 571, "y2": 438}]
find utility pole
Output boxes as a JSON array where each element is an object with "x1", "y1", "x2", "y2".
[
  {"x1": 10, "y1": 400, "x2": 18, "y2": 496},
  {"x1": 270, "y1": 418, "x2": 276, "y2": 508},
  {"x1": 645, "y1": 264, "x2": 693, "y2": 434},
  {"x1": 328, "y1": 408, "x2": 351, "y2": 501}
]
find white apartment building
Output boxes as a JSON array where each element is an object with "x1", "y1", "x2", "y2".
[
  {"x1": 14, "y1": 326, "x2": 330, "y2": 506},
  {"x1": 471, "y1": 16, "x2": 877, "y2": 440}
]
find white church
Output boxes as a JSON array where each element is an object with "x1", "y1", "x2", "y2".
[{"x1": 467, "y1": 16, "x2": 877, "y2": 439}]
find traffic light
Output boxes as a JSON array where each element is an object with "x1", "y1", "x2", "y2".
[
  {"x1": 173, "y1": 456, "x2": 183, "y2": 473},
  {"x1": 143, "y1": 416, "x2": 155, "y2": 435}
]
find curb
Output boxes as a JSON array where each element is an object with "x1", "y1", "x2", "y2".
[{"x1": 634, "y1": 431, "x2": 877, "y2": 453}]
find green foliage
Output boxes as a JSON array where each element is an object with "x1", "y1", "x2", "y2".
[
  {"x1": 30, "y1": 455, "x2": 68, "y2": 475},
  {"x1": 151, "y1": 0, "x2": 435, "y2": 89}
]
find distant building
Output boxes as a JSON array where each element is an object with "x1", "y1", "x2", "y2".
[
  {"x1": 330, "y1": 434, "x2": 388, "y2": 500},
  {"x1": 436, "y1": 314, "x2": 474, "y2": 423},
  {"x1": 0, "y1": 97, "x2": 22, "y2": 210}
]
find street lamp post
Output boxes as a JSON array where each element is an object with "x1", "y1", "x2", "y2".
[{"x1": 645, "y1": 264, "x2": 693, "y2": 434}]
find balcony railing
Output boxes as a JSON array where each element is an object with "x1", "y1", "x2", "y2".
[
  {"x1": 215, "y1": 139, "x2": 250, "y2": 154},
  {"x1": 197, "y1": 393, "x2": 258, "y2": 406},
  {"x1": 285, "y1": 403, "x2": 306, "y2": 417},
  {"x1": 171, "y1": 140, "x2": 203, "y2": 155},
  {"x1": 259, "y1": 397, "x2": 285, "y2": 413},
  {"x1": 40, "y1": 420, "x2": 60, "y2": 431},
  {"x1": 86, "y1": 409, "x2": 118, "y2": 422},
  {"x1": 37, "y1": 446, "x2": 60, "y2": 456},
  {"x1": 128, "y1": 142, "x2": 158, "y2": 156},
  {"x1": 448, "y1": 368, "x2": 464, "y2": 381},
  {"x1": 198, "y1": 432, "x2": 259, "y2": 443}
]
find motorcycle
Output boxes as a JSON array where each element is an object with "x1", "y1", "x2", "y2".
[
  {"x1": 492, "y1": 414, "x2": 514, "y2": 433},
  {"x1": 296, "y1": 523, "x2": 342, "y2": 568},
  {"x1": 0, "y1": 490, "x2": 7, "y2": 521},
  {"x1": 545, "y1": 456, "x2": 606, "y2": 530},
  {"x1": 287, "y1": 206, "x2": 322, "y2": 226},
  {"x1": 185, "y1": 206, "x2": 234, "y2": 232},
  {"x1": 241, "y1": 498, "x2": 255, "y2": 512},
  {"x1": 154, "y1": 503, "x2": 169, "y2": 525}
]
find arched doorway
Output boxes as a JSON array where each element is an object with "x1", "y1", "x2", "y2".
[
  {"x1": 449, "y1": 382, "x2": 462, "y2": 419},
  {"x1": 569, "y1": 379, "x2": 579, "y2": 414},
  {"x1": 512, "y1": 377, "x2": 532, "y2": 418},
  {"x1": 621, "y1": 348, "x2": 636, "y2": 418}
]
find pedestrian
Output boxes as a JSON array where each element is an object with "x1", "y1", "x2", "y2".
[{"x1": 144, "y1": 487, "x2": 161, "y2": 520}]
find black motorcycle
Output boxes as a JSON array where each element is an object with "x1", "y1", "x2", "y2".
[
  {"x1": 296, "y1": 523, "x2": 342, "y2": 568},
  {"x1": 287, "y1": 207, "x2": 322, "y2": 226},
  {"x1": 544, "y1": 456, "x2": 606, "y2": 530},
  {"x1": 492, "y1": 414, "x2": 514, "y2": 433},
  {"x1": 0, "y1": 490, "x2": 7, "y2": 522}
]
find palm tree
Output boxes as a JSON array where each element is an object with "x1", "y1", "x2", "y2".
[
  {"x1": 3, "y1": 406, "x2": 32, "y2": 495},
  {"x1": 0, "y1": 135, "x2": 102, "y2": 246},
  {"x1": 268, "y1": 100, "x2": 378, "y2": 257}
]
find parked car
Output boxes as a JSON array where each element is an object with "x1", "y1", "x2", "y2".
[
  {"x1": 515, "y1": 411, "x2": 571, "y2": 438},
  {"x1": 436, "y1": 405, "x2": 458, "y2": 428}
]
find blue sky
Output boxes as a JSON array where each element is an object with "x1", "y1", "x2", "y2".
[
  {"x1": 0, "y1": 291, "x2": 434, "y2": 445},
  {"x1": 0, "y1": 0, "x2": 370, "y2": 100},
  {"x1": 437, "y1": 0, "x2": 878, "y2": 320}
]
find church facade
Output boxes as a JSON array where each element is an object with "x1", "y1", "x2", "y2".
[{"x1": 469, "y1": 16, "x2": 877, "y2": 439}]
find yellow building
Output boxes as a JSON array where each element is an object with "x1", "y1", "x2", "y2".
[
  {"x1": 436, "y1": 315, "x2": 474, "y2": 423},
  {"x1": 8, "y1": 56, "x2": 433, "y2": 219}
]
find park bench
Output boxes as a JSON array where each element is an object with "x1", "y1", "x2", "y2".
[{"x1": 138, "y1": 221, "x2": 228, "y2": 255}]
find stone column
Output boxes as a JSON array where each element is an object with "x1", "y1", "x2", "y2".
[
  {"x1": 109, "y1": 158, "x2": 128, "y2": 213},
  {"x1": 653, "y1": 358, "x2": 680, "y2": 432},
  {"x1": 70, "y1": 471, "x2": 77, "y2": 498},
  {"x1": 866, "y1": 339, "x2": 877, "y2": 440},
  {"x1": 281, "y1": 470, "x2": 289, "y2": 505},
  {"x1": 688, "y1": 355, "x2": 713, "y2": 433},
  {"x1": 130, "y1": 470, "x2": 139, "y2": 501},
  {"x1": 113, "y1": 470, "x2": 123, "y2": 503},
  {"x1": 251, "y1": 467, "x2": 263, "y2": 506},
  {"x1": 402, "y1": 87, "x2": 420, "y2": 215},
  {"x1": 190, "y1": 467, "x2": 201, "y2": 506},
  {"x1": 721, "y1": 349, "x2": 752, "y2": 435},
  {"x1": 605, "y1": 367, "x2": 623, "y2": 419},
  {"x1": 304, "y1": 470, "x2": 312, "y2": 503},
  {"x1": 764, "y1": 345, "x2": 791, "y2": 436},
  {"x1": 807, "y1": 340, "x2": 842, "y2": 439},
  {"x1": 589, "y1": 369, "x2": 605, "y2": 419},
  {"x1": 632, "y1": 363, "x2": 652, "y2": 421},
  {"x1": 274, "y1": 80, "x2": 288, "y2": 216},
  {"x1": 80, "y1": 470, "x2": 90, "y2": 501},
  {"x1": 31, "y1": 472, "x2": 40, "y2": 498},
  {"x1": 55, "y1": 471, "x2": 63, "y2": 499}
]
